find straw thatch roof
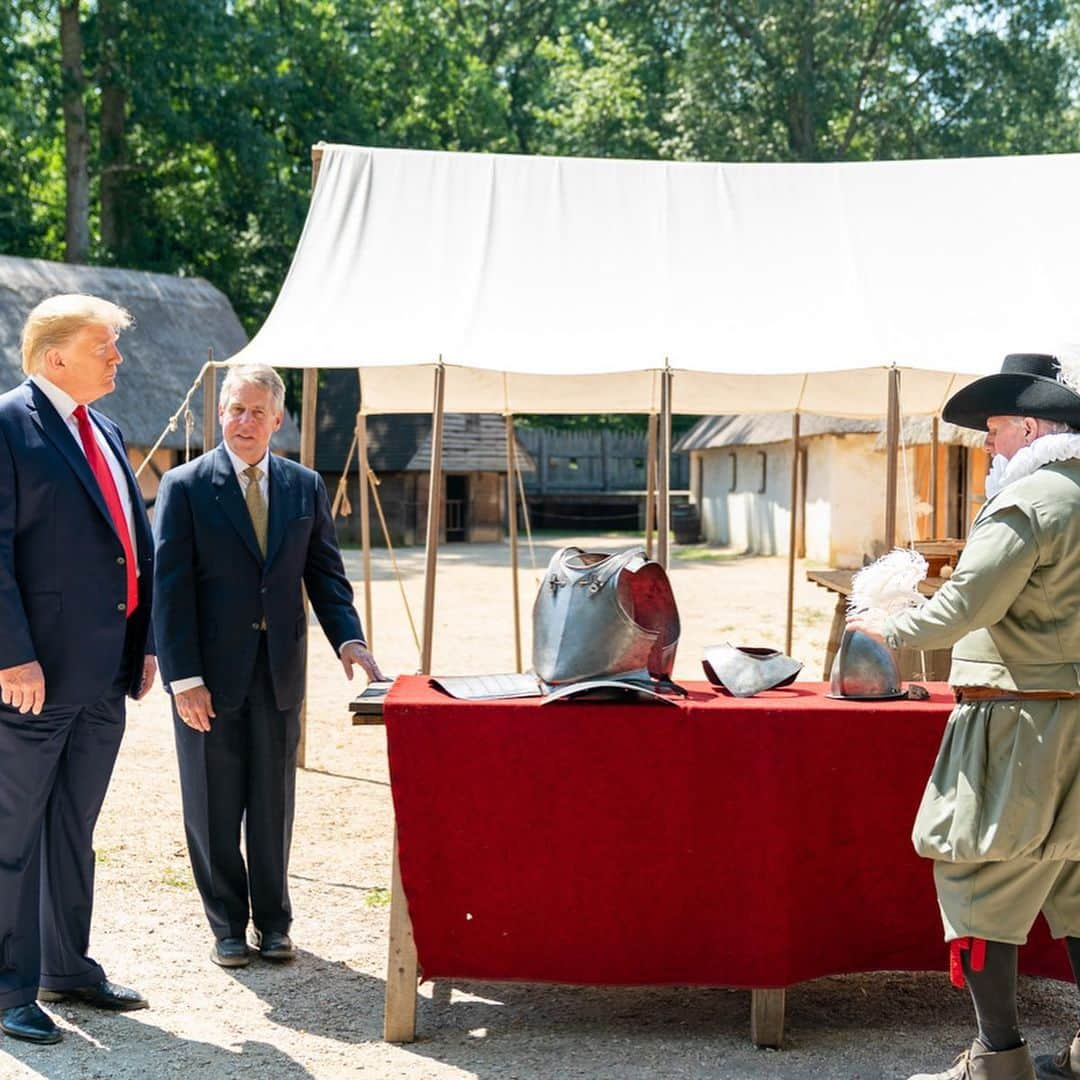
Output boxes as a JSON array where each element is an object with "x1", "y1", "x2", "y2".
[
  {"x1": 314, "y1": 369, "x2": 534, "y2": 474},
  {"x1": 676, "y1": 412, "x2": 985, "y2": 452},
  {"x1": 675, "y1": 413, "x2": 878, "y2": 451},
  {"x1": 0, "y1": 254, "x2": 299, "y2": 452},
  {"x1": 873, "y1": 416, "x2": 986, "y2": 450}
]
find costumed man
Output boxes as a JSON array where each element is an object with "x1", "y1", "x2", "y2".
[
  {"x1": 849, "y1": 354, "x2": 1080, "y2": 1080},
  {"x1": 153, "y1": 363, "x2": 384, "y2": 968},
  {"x1": 0, "y1": 295, "x2": 157, "y2": 1045}
]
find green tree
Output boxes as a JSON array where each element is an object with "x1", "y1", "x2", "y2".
[{"x1": 666, "y1": 1, "x2": 1080, "y2": 163}]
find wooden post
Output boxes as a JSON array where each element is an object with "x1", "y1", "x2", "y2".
[
  {"x1": 311, "y1": 142, "x2": 326, "y2": 189},
  {"x1": 784, "y1": 412, "x2": 801, "y2": 655},
  {"x1": 202, "y1": 352, "x2": 217, "y2": 455},
  {"x1": 884, "y1": 367, "x2": 901, "y2": 550},
  {"x1": 929, "y1": 415, "x2": 940, "y2": 539},
  {"x1": 751, "y1": 988, "x2": 785, "y2": 1048},
  {"x1": 657, "y1": 369, "x2": 672, "y2": 569},
  {"x1": 358, "y1": 402, "x2": 373, "y2": 648},
  {"x1": 645, "y1": 413, "x2": 658, "y2": 559},
  {"x1": 298, "y1": 368, "x2": 318, "y2": 769},
  {"x1": 383, "y1": 829, "x2": 418, "y2": 1042},
  {"x1": 420, "y1": 363, "x2": 446, "y2": 675},
  {"x1": 506, "y1": 415, "x2": 522, "y2": 672}
]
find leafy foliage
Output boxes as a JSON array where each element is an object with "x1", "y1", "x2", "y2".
[{"x1": 2, "y1": 0, "x2": 1079, "y2": 372}]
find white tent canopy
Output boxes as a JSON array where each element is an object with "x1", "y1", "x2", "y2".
[{"x1": 232, "y1": 145, "x2": 1080, "y2": 417}]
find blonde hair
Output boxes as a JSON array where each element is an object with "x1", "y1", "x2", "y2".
[
  {"x1": 220, "y1": 363, "x2": 286, "y2": 414},
  {"x1": 21, "y1": 294, "x2": 133, "y2": 375}
]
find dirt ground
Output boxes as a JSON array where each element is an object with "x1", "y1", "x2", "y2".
[{"x1": 2, "y1": 534, "x2": 1077, "y2": 1080}]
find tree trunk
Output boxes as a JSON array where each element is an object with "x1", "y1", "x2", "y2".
[
  {"x1": 787, "y1": 0, "x2": 818, "y2": 161},
  {"x1": 99, "y1": 0, "x2": 127, "y2": 258},
  {"x1": 60, "y1": 0, "x2": 90, "y2": 263}
]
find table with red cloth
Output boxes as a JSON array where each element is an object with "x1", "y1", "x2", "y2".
[{"x1": 382, "y1": 676, "x2": 1071, "y2": 1043}]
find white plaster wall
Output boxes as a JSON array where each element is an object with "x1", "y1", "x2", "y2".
[
  {"x1": 694, "y1": 434, "x2": 916, "y2": 565},
  {"x1": 822, "y1": 435, "x2": 918, "y2": 567},
  {"x1": 801, "y1": 439, "x2": 833, "y2": 563},
  {"x1": 697, "y1": 443, "x2": 793, "y2": 555},
  {"x1": 697, "y1": 448, "x2": 733, "y2": 546}
]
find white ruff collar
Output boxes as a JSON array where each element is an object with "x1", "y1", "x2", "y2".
[{"x1": 984, "y1": 433, "x2": 1080, "y2": 499}]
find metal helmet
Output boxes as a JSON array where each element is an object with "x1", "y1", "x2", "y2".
[{"x1": 827, "y1": 629, "x2": 904, "y2": 700}]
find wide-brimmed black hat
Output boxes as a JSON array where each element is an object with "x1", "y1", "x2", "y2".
[{"x1": 943, "y1": 353, "x2": 1080, "y2": 432}]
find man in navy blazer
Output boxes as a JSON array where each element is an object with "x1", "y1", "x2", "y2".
[
  {"x1": 0, "y1": 295, "x2": 156, "y2": 1045},
  {"x1": 153, "y1": 363, "x2": 383, "y2": 967}
]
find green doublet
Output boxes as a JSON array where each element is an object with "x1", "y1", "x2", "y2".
[{"x1": 886, "y1": 459, "x2": 1080, "y2": 866}]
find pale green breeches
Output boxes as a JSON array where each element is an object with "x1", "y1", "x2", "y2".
[{"x1": 914, "y1": 699, "x2": 1080, "y2": 943}]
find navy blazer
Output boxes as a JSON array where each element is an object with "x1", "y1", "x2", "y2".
[
  {"x1": 152, "y1": 443, "x2": 363, "y2": 712},
  {"x1": 0, "y1": 380, "x2": 154, "y2": 704}
]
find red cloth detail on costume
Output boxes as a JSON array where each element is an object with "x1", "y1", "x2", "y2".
[
  {"x1": 950, "y1": 937, "x2": 988, "y2": 987},
  {"x1": 74, "y1": 405, "x2": 138, "y2": 616},
  {"x1": 384, "y1": 678, "x2": 1073, "y2": 987}
]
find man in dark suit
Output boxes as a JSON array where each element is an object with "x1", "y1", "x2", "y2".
[
  {"x1": 153, "y1": 363, "x2": 382, "y2": 967},
  {"x1": 0, "y1": 294, "x2": 156, "y2": 1045}
]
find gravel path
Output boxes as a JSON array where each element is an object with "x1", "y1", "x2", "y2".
[{"x1": 2, "y1": 537, "x2": 1076, "y2": 1079}]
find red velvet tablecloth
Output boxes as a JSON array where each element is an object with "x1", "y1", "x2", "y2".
[{"x1": 385, "y1": 677, "x2": 1071, "y2": 987}]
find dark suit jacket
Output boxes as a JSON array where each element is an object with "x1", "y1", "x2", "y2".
[
  {"x1": 152, "y1": 443, "x2": 363, "y2": 712},
  {"x1": 0, "y1": 380, "x2": 154, "y2": 704}
]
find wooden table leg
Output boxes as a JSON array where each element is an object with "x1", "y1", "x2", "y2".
[
  {"x1": 822, "y1": 595, "x2": 847, "y2": 679},
  {"x1": 751, "y1": 988, "x2": 785, "y2": 1048},
  {"x1": 383, "y1": 828, "x2": 418, "y2": 1042}
]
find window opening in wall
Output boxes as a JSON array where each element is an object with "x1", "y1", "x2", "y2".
[
  {"x1": 728, "y1": 452, "x2": 737, "y2": 492},
  {"x1": 757, "y1": 451, "x2": 767, "y2": 494}
]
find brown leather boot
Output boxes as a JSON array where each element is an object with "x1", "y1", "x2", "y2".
[
  {"x1": 909, "y1": 1040, "x2": 1035, "y2": 1080},
  {"x1": 1035, "y1": 1031, "x2": 1080, "y2": 1078}
]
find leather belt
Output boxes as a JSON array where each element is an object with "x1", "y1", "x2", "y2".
[{"x1": 954, "y1": 687, "x2": 1080, "y2": 703}]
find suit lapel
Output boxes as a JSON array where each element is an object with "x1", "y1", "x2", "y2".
[
  {"x1": 265, "y1": 454, "x2": 291, "y2": 567},
  {"x1": 25, "y1": 381, "x2": 115, "y2": 532},
  {"x1": 211, "y1": 443, "x2": 264, "y2": 564}
]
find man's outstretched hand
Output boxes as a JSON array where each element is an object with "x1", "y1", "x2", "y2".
[{"x1": 340, "y1": 642, "x2": 387, "y2": 684}]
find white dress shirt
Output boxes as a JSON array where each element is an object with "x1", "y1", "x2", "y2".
[
  {"x1": 170, "y1": 444, "x2": 361, "y2": 696},
  {"x1": 30, "y1": 374, "x2": 138, "y2": 558}
]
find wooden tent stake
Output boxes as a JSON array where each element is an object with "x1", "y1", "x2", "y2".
[
  {"x1": 784, "y1": 412, "x2": 801, "y2": 655},
  {"x1": 420, "y1": 362, "x2": 446, "y2": 674},
  {"x1": 506, "y1": 414, "x2": 522, "y2": 672}
]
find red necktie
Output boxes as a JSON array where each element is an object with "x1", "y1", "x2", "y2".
[{"x1": 74, "y1": 405, "x2": 138, "y2": 617}]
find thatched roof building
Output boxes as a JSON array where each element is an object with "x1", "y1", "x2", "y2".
[
  {"x1": 0, "y1": 254, "x2": 299, "y2": 452},
  {"x1": 676, "y1": 412, "x2": 984, "y2": 453}
]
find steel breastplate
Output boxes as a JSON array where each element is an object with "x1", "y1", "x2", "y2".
[{"x1": 532, "y1": 547, "x2": 679, "y2": 686}]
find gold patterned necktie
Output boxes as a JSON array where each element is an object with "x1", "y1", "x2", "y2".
[{"x1": 243, "y1": 465, "x2": 268, "y2": 556}]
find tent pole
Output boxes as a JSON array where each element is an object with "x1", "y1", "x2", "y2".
[
  {"x1": 357, "y1": 374, "x2": 373, "y2": 648},
  {"x1": 311, "y1": 142, "x2": 326, "y2": 189},
  {"x1": 929, "y1": 415, "x2": 940, "y2": 539},
  {"x1": 506, "y1": 415, "x2": 522, "y2": 672},
  {"x1": 297, "y1": 368, "x2": 319, "y2": 770},
  {"x1": 658, "y1": 367, "x2": 672, "y2": 569},
  {"x1": 785, "y1": 412, "x2": 801, "y2": 655},
  {"x1": 202, "y1": 351, "x2": 217, "y2": 457},
  {"x1": 645, "y1": 413, "x2": 658, "y2": 559},
  {"x1": 420, "y1": 362, "x2": 446, "y2": 674},
  {"x1": 884, "y1": 368, "x2": 900, "y2": 550}
]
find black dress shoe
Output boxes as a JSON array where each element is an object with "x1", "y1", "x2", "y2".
[
  {"x1": 38, "y1": 979, "x2": 148, "y2": 1011},
  {"x1": 253, "y1": 929, "x2": 295, "y2": 962},
  {"x1": 210, "y1": 937, "x2": 251, "y2": 968},
  {"x1": 1, "y1": 1002, "x2": 62, "y2": 1044}
]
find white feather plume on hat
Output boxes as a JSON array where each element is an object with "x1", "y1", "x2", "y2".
[
  {"x1": 846, "y1": 548, "x2": 928, "y2": 634},
  {"x1": 1056, "y1": 347, "x2": 1080, "y2": 396}
]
